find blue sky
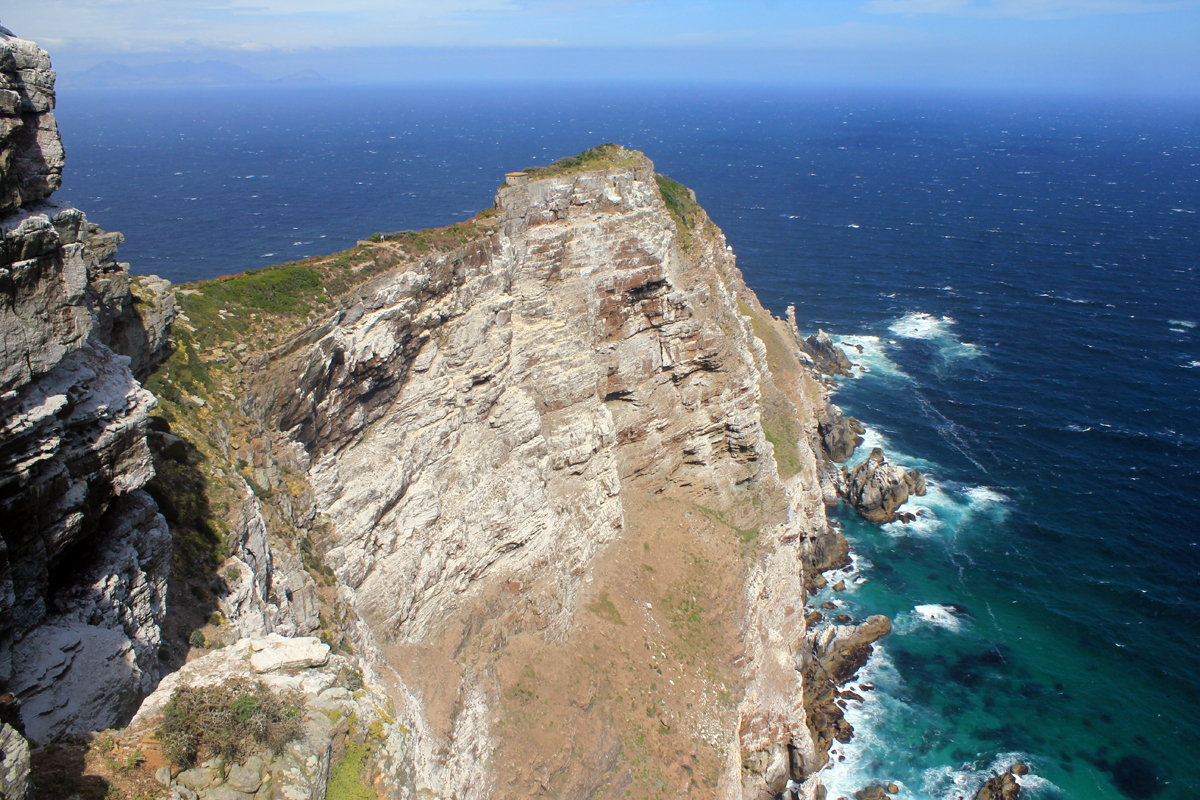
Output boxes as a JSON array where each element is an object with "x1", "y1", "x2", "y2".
[{"x1": 6, "y1": 0, "x2": 1200, "y2": 94}]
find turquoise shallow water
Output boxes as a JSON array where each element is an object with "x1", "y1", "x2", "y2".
[{"x1": 52, "y1": 85, "x2": 1200, "y2": 799}]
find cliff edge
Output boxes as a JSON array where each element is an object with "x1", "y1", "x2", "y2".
[{"x1": 1, "y1": 32, "x2": 906, "y2": 796}]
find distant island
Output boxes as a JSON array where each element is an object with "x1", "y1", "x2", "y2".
[{"x1": 59, "y1": 59, "x2": 325, "y2": 89}]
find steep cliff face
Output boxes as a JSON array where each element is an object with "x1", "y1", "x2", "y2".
[
  {"x1": 0, "y1": 31, "x2": 176, "y2": 746},
  {"x1": 1, "y1": 35, "x2": 895, "y2": 793},
  {"x1": 228, "y1": 147, "x2": 873, "y2": 799}
]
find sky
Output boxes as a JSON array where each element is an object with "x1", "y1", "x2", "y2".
[{"x1": 5, "y1": 0, "x2": 1200, "y2": 95}]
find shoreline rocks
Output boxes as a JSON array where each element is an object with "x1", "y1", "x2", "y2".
[
  {"x1": 841, "y1": 447, "x2": 926, "y2": 524},
  {"x1": 972, "y1": 764, "x2": 1027, "y2": 800},
  {"x1": 817, "y1": 403, "x2": 866, "y2": 464}
]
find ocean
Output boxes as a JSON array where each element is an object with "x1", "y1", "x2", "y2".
[{"x1": 53, "y1": 84, "x2": 1200, "y2": 800}]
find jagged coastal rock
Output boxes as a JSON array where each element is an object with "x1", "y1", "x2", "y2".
[
  {"x1": 798, "y1": 329, "x2": 854, "y2": 378},
  {"x1": 973, "y1": 764, "x2": 1027, "y2": 800},
  {"x1": 816, "y1": 402, "x2": 865, "y2": 463},
  {"x1": 841, "y1": 447, "x2": 927, "y2": 524}
]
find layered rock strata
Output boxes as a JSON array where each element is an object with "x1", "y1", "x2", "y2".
[
  {"x1": 0, "y1": 32, "x2": 176, "y2": 743},
  {"x1": 229, "y1": 147, "x2": 896, "y2": 799}
]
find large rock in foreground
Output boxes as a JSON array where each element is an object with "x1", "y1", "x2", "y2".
[
  {"x1": 0, "y1": 29, "x2": 62, "y2": 212},
  {"x1": 0, "y1": 30, "x2": 176, "y2": 743},
  {"x1": 130, "y1": 635, "x2": 408, "y2": 800}
]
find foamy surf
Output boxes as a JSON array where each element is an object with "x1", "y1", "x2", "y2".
[
  {"x1": 921, "y1": 753, "x2": 1057, "y2": 800},
  {"x1": 834, "y1": 334, "x2": 910, "y2": 381},
  {"x1": 906, "y1": 603, "x2": 966, "y2": 633},
  {"x1": 888, "y1": 312, "x2": 982, "y2": 362}
]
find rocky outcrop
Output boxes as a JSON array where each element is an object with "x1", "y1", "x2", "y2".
[
  {"x1": 249, "y1": 149, "x2": 775, "y2": 646},
  {"x1": 0, "y1": 30, "x2": 62, "y2": 213},
  {"x1": 841, "y1": 447, "x2": 926, "y2": 524},
  {"x1": 798, "y1": 329, "x2": 853, "y2": 378},
  {"x1": 241, "y1": 147, "x2": 832, "y2": 799},
  {"x1": 131, "y1": 634, "x2": 406, "y2": 800},
  {"x1": 220, "y1": 489, "x2": 321, "y2": 639},
  {"x1": 802, "y1": 615, "x2": 891, "y2": 771},
  {"x1": 0, "y1": 31, "x2": 175, "y2": 742},
  {"x1": 816, "y1": 402, "x2": 864, "y2": 463},
  {"x1": 0, "y1": 722, "x2": 30, "y2": 800},
  {"x1": 973, "y1": 764, "x2": 1027, "y2": 800}
]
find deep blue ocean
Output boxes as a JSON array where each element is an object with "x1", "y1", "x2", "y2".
[{"x1": 54, "y1": 85, "x2": 1200, "y2": 799}]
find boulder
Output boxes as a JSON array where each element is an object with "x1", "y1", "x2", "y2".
[
  {"x1": 800, "y1": 329, "x2": 855, "y2": 377},
  {"x1": 248, "y1": 634, "x2": 329, "y2": 673},
  {"x1": 0, "y1": 723, "x2": 30, "y2": 800},
  {"x1": 817, "y1": 403, "x2": 866, "y2": 463},
  {"x1": 973, "y1": 768, "x2": 1022, "y2": 800},
  {"x1": 841, "y1": 448, "x2": 926, "y2": 524}
]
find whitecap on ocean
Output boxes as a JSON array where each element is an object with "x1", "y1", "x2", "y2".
[{"x1": 888, "y1": 311, "x2": 982, "y2": 362}]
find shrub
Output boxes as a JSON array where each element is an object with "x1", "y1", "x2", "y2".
[
  {"x1": 157, "y1": 679, "x2": 303, "y2": 767},
  {"x1": 188, "y1": 629, "x2": 207, "y2": 649}
]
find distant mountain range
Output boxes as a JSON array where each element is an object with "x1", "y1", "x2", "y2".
[{"x1": 60, "y1": 60, "x2": 325, "y2": 89}]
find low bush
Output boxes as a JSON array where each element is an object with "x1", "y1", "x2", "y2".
[{"x1": 157, "y1": 679, "x2": 303, "y2": 767}]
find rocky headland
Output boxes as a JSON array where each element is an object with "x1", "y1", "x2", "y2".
[{"x1": 0, "y1": 28, "x2": 953, "y2": 800}]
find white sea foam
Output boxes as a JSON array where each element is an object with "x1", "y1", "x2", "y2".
[
  {"x1": 912, "y1": 603, "x2": 964, "y2": 632},
  {"x1": 1169, "y1": 319, "x2": 1196, "y2": 329},
  {"x1": 834, "y1": 334, "x2": 910, "y2": 381},
  {"x1": 921, "y1": 753, "x2": 1058, "y2": 800},
  {"x1": 818, "y1": 648, "x2": 913, "y2": 799},
  {"x1": 1186, "y1": 361, "x2": 1200, "y2": 369},
  {"x1": 964, "y1": 486, "x2": 1008, "y2": 507},
  {"x1": 888, "y1": 311, "x2": 982, "y2": 362}
]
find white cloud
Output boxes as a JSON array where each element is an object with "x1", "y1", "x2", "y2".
[{"x1": 865, "y1": 0, "x2": 1200, "y2": 17}]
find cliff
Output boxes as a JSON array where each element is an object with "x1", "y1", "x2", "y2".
[
  {"x1": 0, "y1": 29, "x2": 175, "y2": 754},
  {"x1": 117, "y1": 143, "x2": 894, "y2": 799},
  {"x1": 0, "y1": 29, "x2": 912, "y2": 799}
]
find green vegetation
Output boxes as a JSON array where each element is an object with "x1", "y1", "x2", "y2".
[
  {"x1": 157, "y1": 679, "x2": 303, "y2": 767},
  {"x1": 194, "y1": 263, "x2": 324, "y2": 316},
  {"x1": 655, "y1": 174, "x2": 703, "y2": 251},
  {"x1": 695, "y1": 503, "x2": 758, "y2": 545},
  {"x1": 735, "y1": 297, "x2": 806, "y2": 478},
  {"x1": 328, "y1": 738, "x2": 378, "y2": 800},
  {"x1": 521, "y1": 143, "x2": 638, "y2": 179},
  {"x1": 586, "y1": 592, "x2": 626, "y2": 625}
]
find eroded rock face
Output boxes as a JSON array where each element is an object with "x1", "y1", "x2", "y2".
[
  {"x1": 816, "y1": 403, "x2": 865, "y2": 463},
  {"x1": 841, "y1": 447, "x2": 926, "y2": 524},
  {"x1": 0, "y1": 31, "x2": 175, "y2": 742},
  {"x1": 0, "y1": 31, "x2": 62, "y2": 212},
  {"x1": 248, "y1": 150, "x2": 827, "y2": 799},
  {"x1": 0, "y1": 722, "x2": 31, "y2": 800},
  {"x1": 252, "y1": 153, "x2": 775, "y2": 645}
]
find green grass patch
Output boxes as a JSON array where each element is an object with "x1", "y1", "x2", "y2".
[
  {"x1": 521, "y1": 143, "x2": 638, "y2": 180},
  {"x1": 328, "y1": 738, "x2": 378, "y2": 800},
  {"x1": 196, "y1": 263, "x2": 323, "y2": 316},
  {"x1": 694, "y1": 504, "x2": 758, "y2": 544},
  {"x1": 586, "y1": 592, "x2": 626, "y2": 625}
]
